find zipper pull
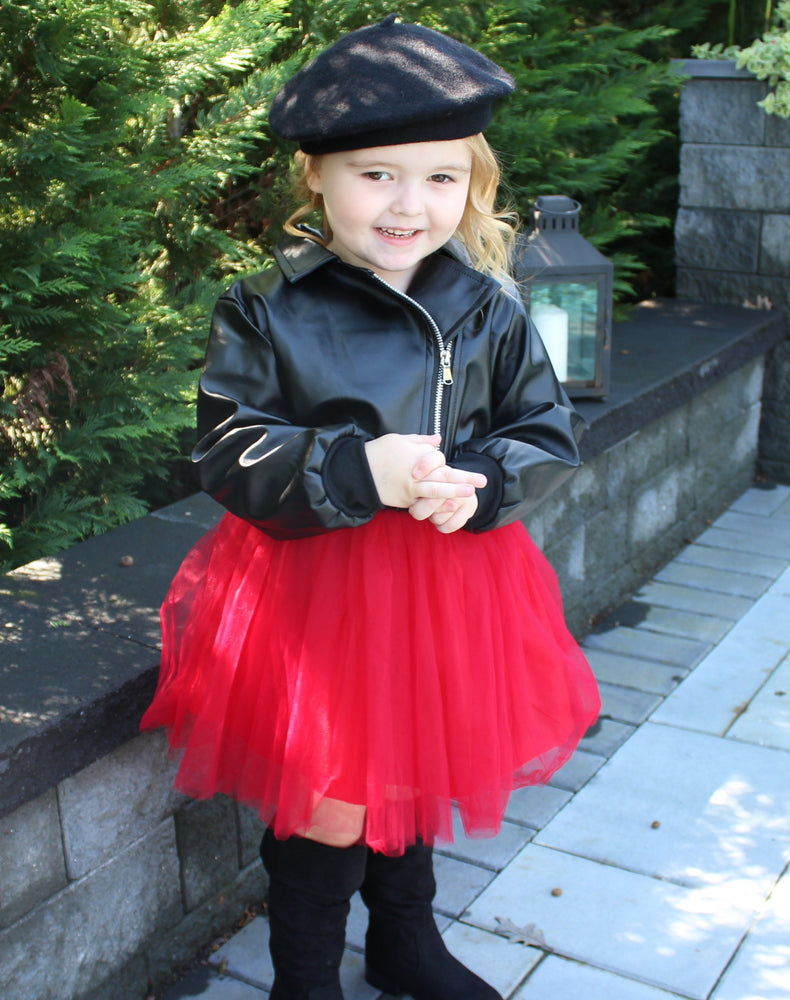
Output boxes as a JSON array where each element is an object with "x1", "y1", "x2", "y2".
[{"x1": 440, "y1": 347, "x2": 454, "y2": 385}]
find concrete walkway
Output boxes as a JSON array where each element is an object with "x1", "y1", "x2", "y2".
[{"x1": 162, "y1": 483, "x2": 790, "y2": 1000}]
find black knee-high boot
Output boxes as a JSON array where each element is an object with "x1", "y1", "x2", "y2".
[
  {"x1": 260, "y1": 829, "x2": 367, "y2": 1000},
  {"x1": 361, "y1": 842, "x2": 502, "y2": 1000}
]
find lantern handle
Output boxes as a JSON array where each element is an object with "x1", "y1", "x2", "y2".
[{"x1": 533, "y1": 195, "x2": 581, "y2": 232}]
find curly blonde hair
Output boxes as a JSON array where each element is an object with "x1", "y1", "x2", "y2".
[{"x1": 283, "y1": 134, "x2": 517, "y2": 284}]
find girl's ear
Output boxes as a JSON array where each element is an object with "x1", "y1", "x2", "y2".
[{"x1": 305, "y1": 155, "x2": 323, "y2": 194}]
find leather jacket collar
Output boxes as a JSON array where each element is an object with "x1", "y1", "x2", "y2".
[{"x1": 274, "y1": 228, "x2": 504, "y2": 340}]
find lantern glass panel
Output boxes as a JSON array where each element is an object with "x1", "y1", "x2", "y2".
[{"x1": 529, "y1": 279, "x2": 601, "y2": 384}]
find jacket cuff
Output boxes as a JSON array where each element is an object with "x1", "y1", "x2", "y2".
[
  {"x1": 323, "y1": 435, "x2": 382, "y2": 518},
  {"x1": 452, "y1": 452, "x2": 504, "y2": 531}
]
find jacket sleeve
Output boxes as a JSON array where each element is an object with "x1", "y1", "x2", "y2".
[
  {"x1": 192, "y1": 282, "x2": 381, "y2": 539},
  {"x1": 450, "y1": 292, "x2": 586, "y2": 532}
]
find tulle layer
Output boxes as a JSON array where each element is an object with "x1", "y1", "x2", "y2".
[{"x1": 140, "y1": 510, "x2": 600, "y2": 855}]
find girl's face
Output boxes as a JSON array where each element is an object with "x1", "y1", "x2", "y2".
[{"x1": 306, "y1": 139, "x2": 473, "y2": 293}]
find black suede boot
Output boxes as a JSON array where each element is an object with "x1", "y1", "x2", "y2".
[
  {"x1": 361, "y1": 842, "x2": 502, "y2": 1000},
  {"x1": 260, "y1": 829, "x2": 367, "y2": 1000}
]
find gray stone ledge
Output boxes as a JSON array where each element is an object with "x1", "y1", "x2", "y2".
[
  {"x1": 671, "y1": 59, "x2": 755, "y2": 80},
  {"x1": 676, "y1": 268, "x2": 790, "y2": 316},
  {"x1": 573, "y1": 299, "x2": 785, "y2": 460},
  {"x1": 0, "y1": 300, "x2": 785, "y2": 821}
]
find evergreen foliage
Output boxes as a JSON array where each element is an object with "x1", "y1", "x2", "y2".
[
  {"x1": 0, "y1": 0, "x2": 295, "y2": 569},
  {"x1": 0, "y1": 0, "x2": 734, "y2": 570}
]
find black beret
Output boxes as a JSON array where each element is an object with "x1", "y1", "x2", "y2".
[{"x1": 269, "y1": 15, "x2": 515, "y2": 154}]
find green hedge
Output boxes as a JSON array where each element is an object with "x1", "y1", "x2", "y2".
[{"x1": 0, "y1": 0, "x2": 726, "y2": 570}]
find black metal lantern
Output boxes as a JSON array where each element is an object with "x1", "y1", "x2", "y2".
[{"x1": 515, "y1": 196, "x2": 613, "y2": 398}]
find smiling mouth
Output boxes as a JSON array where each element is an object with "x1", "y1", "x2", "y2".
[{"x1": 378, "y1": 228, "x2": 418, "y2": 238}]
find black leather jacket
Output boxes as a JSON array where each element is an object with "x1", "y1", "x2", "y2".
[{"x1": 193, "y1": 233, "x2": 585, "y2": 539}]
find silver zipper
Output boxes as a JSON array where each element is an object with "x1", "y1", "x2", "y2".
[{"x1": 371, "y1": 273, "x2": 453, "y2": 437}]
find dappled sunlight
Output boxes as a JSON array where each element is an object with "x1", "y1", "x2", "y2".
[
  {"x1": 0, "y1": 705, "x2": 58, "y2": 726},
  {"x1": 667, "y1": 877, "x2": 771, "y2": 940},
  {"x1": 6, "y1": 556, "x2": 63, "y2": 582},
  {"x1": 667, "y1": 771, "x2": 790, "y2": 892}
]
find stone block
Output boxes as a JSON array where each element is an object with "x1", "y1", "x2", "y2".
[
  {"x1": 146, "y1": 860, "x2": 266, "y2": 988},
  {"x1": 521, "y1": 502, "x2": 545, "y2": 550},
  {"x1": 549, "y1": 749, "x2": 605, "y2": 792},
  {"x1": 505, "y1": 784, "x2": 571, "y2": 830},
  {"x1": 0, "y1": 819, "x2": 181, "y2": 1000},
  {"x1": 600, "y1": 440, "x2": 630, "y2": 509},
  {"x1": 0, "y1": 789, "x2": 66, "y2": 929},
  {"x1": 765, "y1": 110, "x2": 790, "y2": 147},
  {"x1": 743, "y1": 355, "x2": 767, "y2": 407},
  {"x1": 688, "y1": 370, "x2": 739, "y2": 452},
  {"x1": 596, "y1": 682, "x2": 662, "y2": 726},
  {"x1": 680, "y1": 78, "x2": 767, "y2": 145},
  {"x1": 680, "y1": 145, "x2": 790, "y2": 212},
  {"x1": 759, "y1": 398, "x2": 790, "y2": 466},
  {"x1": 81, "y1": 954, "x2": 149, "y2": 1000},
  {"x1": 762, "y1": 339, "x2": 790, "y2": 399},
  {"x1": 691, "y1": 403, "x2": 760, "y2": 506},
  {"x1": 565, "y1": 458, "x2": 609, "y2": 524},
  {"x1": 692, "y1": 440, "x2": 738, "y2": 516},
  {"x1": 583, "y1": 507, "x2": 630, "y2": 610},
  {"x1": 526, "y1": 455, "x2": 607, "y2": 552},
  {"x1": 627, "y1": 461, "x2": 696, "y2": 551},
  {"x1": 60, "y1": 729, "x2": 182, "y2": 879},
  {"x1": 564, "y1": 602, "x2": 593, "y2": 642},
  {"x1": 664, "y1": 404, "x2": 691, "y2": 467},
  {"x1": 176, "y1": 796, "x2": 240, "y2": 912},
  {"x1": 674, "y1": 207, "x2": 760, "y2": 272},
  {"x1": 689, "y1": 363, "x2": 762, "y2": 454},
  {"x1": 760, "y1": 214, "x2": 790, "y2": 276},
  {"x1": 623, "y1": 420, "x2": 668, "y2": 494},
  {"x1": 543, "y1": 524, "x2": 586, "y2": 613},
  {"x1": 523, "y1": 489, "x2": 562, "y2": 549},
  {"x1": 583, "y1": 646, "x2": 685, "y2": 695},
  {"x1": 237, "y1": 804, "x2": 267, "y2": 869},
  {"x1": 528, "y1": 476, "x2": 578, "y2": 547},
  {"x1": 760, "y1": 345, "x2": 790, "y2": 482}
]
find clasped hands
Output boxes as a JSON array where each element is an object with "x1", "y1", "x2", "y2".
[{"x1": 364, "y1": 433, "x2": 486, "y2": 534}]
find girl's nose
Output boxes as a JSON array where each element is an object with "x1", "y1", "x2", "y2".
[{"x1": 392, "y1": 182, "x2": 423, "y2": 216}]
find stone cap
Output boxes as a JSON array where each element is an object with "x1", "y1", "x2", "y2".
[
  {"x1": 0, "y1": 494, "x2": 222, "y2": 818},
  {"x1": 574, "y1": 299, "x2": 786, "y2": 459},
  {"x1": 670, "y1": 58, "x2": 756, "y2": 80}
]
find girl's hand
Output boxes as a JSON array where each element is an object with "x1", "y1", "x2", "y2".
[
  {"x1": 410, "y1": 493, "x2": 479, "y2": 533},
  {"x1": 364, "y1": 434, "x2": 486, "y2": 509}
]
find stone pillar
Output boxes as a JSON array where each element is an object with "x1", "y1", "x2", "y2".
[{"x1": 674, "y1": 59, "x2": 790, "y2": 483}]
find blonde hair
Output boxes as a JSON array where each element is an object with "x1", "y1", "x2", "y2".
[{"x1": 283, "y1": 134, "x2": 517, "y2": 284}]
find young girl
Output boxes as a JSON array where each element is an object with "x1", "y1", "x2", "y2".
[{"x1": 141, "y1": 16, "x2": 600, "y2": 1000}]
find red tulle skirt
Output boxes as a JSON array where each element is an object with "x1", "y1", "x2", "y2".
[{"x1": 140, "y1": 510, "x2": 600, "y2": 855}]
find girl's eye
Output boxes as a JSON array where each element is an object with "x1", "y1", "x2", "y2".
[
  {"x1": 363, "y1": 171, "x2": 391, "y2": 181},
  {"x1": 430, "y1": 174, "x2": 454, "y2": 184}
]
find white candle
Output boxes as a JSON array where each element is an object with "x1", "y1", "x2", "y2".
[{"x1": 530, "y1": 303, "x2": 569, "y2": 381}]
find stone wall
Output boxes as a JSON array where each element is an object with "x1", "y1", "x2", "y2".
[
  {"x1": 674, "y1": 59, "x2": 790, "y2": 483},
  {"x1": 530, "y1": 357, "x2": 764, "y2": 635},
  {"x1": 0, "y1": 730, "x2": 266, "y2": 1000}
]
